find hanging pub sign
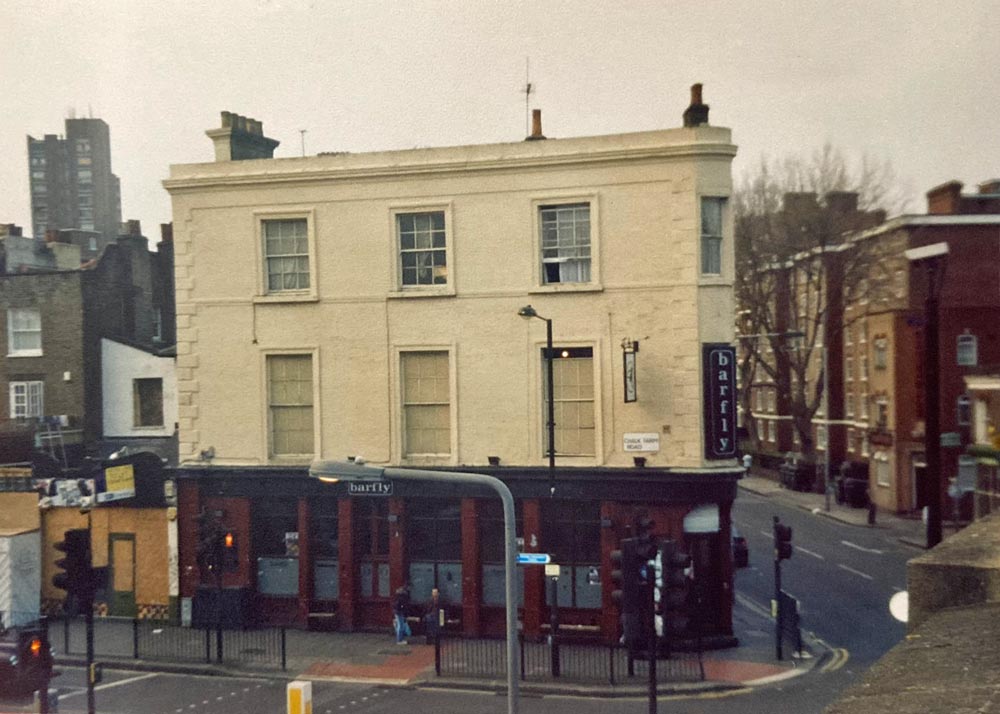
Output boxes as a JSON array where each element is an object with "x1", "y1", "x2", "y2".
[
  {"x1": 622, "y1": 339, "x2": 638, "y2": 403},
  {"x1": 702, "y1": 343, "x2": 737, "y2": 460}
]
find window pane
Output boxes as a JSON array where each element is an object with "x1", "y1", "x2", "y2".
[
  {"x1": 539, "y1": 203, "x2": 591, "y2": 285},
  {"x1": 544, "y1": 348, "x2": 595, "y2": 455},
  {"x1": 700, "y1": 197, "x2": 725, "y2": 275},
  {"x1": 402, "y1": 352, "x2": 450, "y2": 455},
  {"x1": 262, "y1": 219, "x2": 309, "y2": 293},
  {"x1": 133, "y1": 378, "x2": 164, "y2": 427},
  {"x1": 398, "y1": 211, "x2": 446, "y2": 287},
  {"x1": 268, "y1": 355, "x2": 313, "y2": 455}
]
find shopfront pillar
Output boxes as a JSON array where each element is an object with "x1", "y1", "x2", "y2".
[
  {"x1": 297, "y1": 497, "x2": 313, "y2": 626},
  {"x1": 337, "y1": 499, "x2": 357, "y2": 631}
]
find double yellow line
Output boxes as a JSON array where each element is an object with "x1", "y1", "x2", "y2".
[{"x1": 821, "y1": 648, "x2": 849, "y2": 672}]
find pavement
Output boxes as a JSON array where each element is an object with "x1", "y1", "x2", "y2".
[{"x1": 33, "y1": 470, "x2": 932, "y2": 699}]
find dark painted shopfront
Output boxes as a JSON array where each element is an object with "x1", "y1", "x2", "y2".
[{"x1": 177, "y1": 466, "x2": 741, "y2": 643}]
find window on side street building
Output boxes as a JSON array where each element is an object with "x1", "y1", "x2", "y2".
[
  {"x1": 9, "y1": 380, "x2": 43, "y2": 419},
  {"x1": 7, "y1": 308, "x2": 42, "y2": 356},
  {"x1": 132, "y1": 378, "x2": 164, "y2": 427},
  {"x1": 540, "y1": 501, "x2": 601, "y2": 609},
  {"x1": 957, "y1": 333, "x2": 978, "y2": 366}
]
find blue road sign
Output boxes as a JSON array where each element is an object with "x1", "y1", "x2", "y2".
[{"x1": 516, "y1": 553, "x2": 552, "y2": 565}]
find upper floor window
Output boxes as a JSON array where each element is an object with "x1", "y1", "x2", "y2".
[
  {"x1": 544, "y1": 346, "x2": 595, "y2": 456},
  {"x1": 9, "y1": 381, "x2": 43, "y2": 419},
  {"x1": 874, "y1": 337, "x2": 888, "y2": 369},
  {"x1": 153, "y1": 308, "x2": 163, "y2": 343},
  {"x1": 133, "y1": 378, "x2": 164, "y2": 428},
  {"x1": 267, "y1": 354, "x2": 314, "y2": 458},
  {"x1": 540, "y1": 203, "x2": 591, "y2": 284},
  {"x1": 7, "y1": 308, "x2": 42, "y2": 356},
  {"x1": 845, "y1": 356, "x2": 854, "y2": 383},
  {"x1": 700, "y1": 197, "x2": 725, "y2": 275},
  {"x1": 957, "y1": 395, "x2": 972, "y2": 426},
  {"x1": 401, "y1": 351, "x2": 451, "y2": 456},
  {"x1": 397, "y1": 211, "x2": 447, "y2": 287},
  {"x1": 76, "y1": 169, "x2": 92, "y2": 185},
  {"x1": 957, "y1": 333, "x2": 978, "y2": 366},
  {"x1": 75, "y1": 138, "x2": 91, "y2": 154},
  {"x1": 263, "y1": 218, "x2": 310, "y2": 293}
]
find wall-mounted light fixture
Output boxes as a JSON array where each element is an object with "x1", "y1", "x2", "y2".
[
  {"x1": 488, "y1": 456, "x2": 501, "y2": 466},
  {"x1": 633, "y1": 456, "x2": 647, "y2": 468}
]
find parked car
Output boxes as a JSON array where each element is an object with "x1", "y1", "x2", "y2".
[{"x1": 732, "y1": 526, "x2": 749, "y2": 568}]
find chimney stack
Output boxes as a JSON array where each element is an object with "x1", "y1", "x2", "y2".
[
  {"x1": 682, "y1": 83, "x2": 710, "y2": 128},
  {"x1": 526, "y1": 109, "x2": 546, "y2": 141},
  {"x1": 926, "y1": 181, "x2": 963, "y2": 215},
  {"x1": 207, "y1": 111, "x2": 280, "y2": 161}
]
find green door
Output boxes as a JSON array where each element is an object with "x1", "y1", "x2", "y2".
[{"x1": 108, "y1": 534, "x2": 137, "y2": 617}]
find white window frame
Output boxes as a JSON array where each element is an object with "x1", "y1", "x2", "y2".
[
  {"x1": 7, "y1": 308, "x2": 42, "y2": 357},
  {"x1": 388, "y1": 204, "x2": 455, "y2": 297},
  {"x1": 544, "y1": 346, "x2": 597, "y2": 457},
  {"x1": 530, "y1": 195, "x2": 601, "y2": 293},
  {"x1": 845, "y1": 356, "x2": 854, "y2": 383},
  {"x1": 9, "y1": 380, "x2": 43, "y2": 419},
  {"x1": 874, "y1": 338, "x2": 888, "y2": 369},
  {"x1": 263, "y1": 350, "x2": 319, "y2": 461},
  {"x1": 400, "y1": 350, "x2": 453, "y2": 458},
  {"x1": 875, "y1": 451, "x2": 890, "y2": 487},
  {"x1": 254, "y1": 209, "x2": 318, "y2": 302},
  {"x1": 700, "y1": 196, "x2": 726, "y2": 276},
  {"x1": 957, "y1": 333, "x2": 978, "y2": 366},
  {"x1": 846, "y1": 392, "x2": 855, "y2": 418}
]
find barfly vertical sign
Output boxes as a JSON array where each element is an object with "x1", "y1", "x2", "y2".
[{"x1": 703, "y1": 344, "x2": 737, "y2": 460}]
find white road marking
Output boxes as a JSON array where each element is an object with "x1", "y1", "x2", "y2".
[
  {"x1": 57, "y1": 672, "x2": 159, "y2": 699},
  {"x1": 841, "y1": 540, "x2": 884, "y2": 554},
  {"x1": 797, "y1": 546, "x2": 825, "y2": 560},
  {"x1": 759, "y1": 530, "x2": 773, "y2": 539},
  {"x1": 838, "y1": 563, "x2": 874, "y2": 580}
]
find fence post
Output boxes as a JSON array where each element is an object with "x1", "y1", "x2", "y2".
[
  {"x1": 133, "y1": 619, "x2": 139, "y2": 659},
  {"x1": 609, "y1": 643, "x2": 615, "y2": 686},
  {"x1": 204, "y1": 627, "x2": 211, "y2": 664},
  {"x1": 434, "y1": 632, "x2": 441, "y2": 676},
  {"x1": 281, "y1": 628, "x2": 287, "y2": 671},
  {"x1": 519, "y1": 634, "x2": 526, "y2": 682},
  {"x1": 63, "y1": 616, "x2": 70, "y2": 655}
]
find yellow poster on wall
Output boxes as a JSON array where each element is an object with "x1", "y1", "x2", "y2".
[{"x1": 99, "y1": 464, "x2": 136, "y2": 502}]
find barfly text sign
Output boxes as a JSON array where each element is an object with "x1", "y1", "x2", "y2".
[{"x1": 703, "y1": 344, "x2": 737, "y2": 459}]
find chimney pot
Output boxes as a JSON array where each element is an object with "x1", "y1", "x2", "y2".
[
  {"x1": 526, "y1": 108, "x2": 546, "y2": 141},
  {"x1": 682, "y1": 82, "x2": 710, "y2": 128}
]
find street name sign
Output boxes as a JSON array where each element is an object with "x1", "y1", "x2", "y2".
[{"x1": 516, "y1": 553, "x2": 552, "y2": 565}]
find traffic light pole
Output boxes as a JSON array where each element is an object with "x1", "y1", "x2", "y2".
[{"x1": 86, "y1": 510, "x2": 96, "y2": 714}]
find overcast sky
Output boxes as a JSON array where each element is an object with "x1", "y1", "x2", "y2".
[{"x1": 3, "y1": 0, "x2": 998, "y2": 234}]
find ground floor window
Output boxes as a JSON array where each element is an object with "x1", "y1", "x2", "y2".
[
  {"x1": 408, "y1": 499, "x2": 462, "y2": 605},
  {"x1": 480, "y1": 499, "x2": 525, "y2": 607},
  {"x1": 311, "y1": 496, "x2": 339, "y2": 600},
  {"x1": 356, "y1": 499, "x2": 391, "y2": 599},
  {"x1": 253, "y1": 497, "x2": 299, "y2": 597},
  {"x1": 540, "y1": 501, "x2": 601, "y2": 608}
]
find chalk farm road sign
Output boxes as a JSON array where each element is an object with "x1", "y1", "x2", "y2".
[{"x1": 347, "y1": 480, "x2": 393, "y2": 497}]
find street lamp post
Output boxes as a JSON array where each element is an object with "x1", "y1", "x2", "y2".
[
  {"x1": 518, "y1": 305, "x2": 556, "y2": 495},
  {"x1": 906, "y1": 242, "x2": 949, "y2": 548},
  {"x1": 310, "y1": 460, "x2": 521, "y2": 714}
]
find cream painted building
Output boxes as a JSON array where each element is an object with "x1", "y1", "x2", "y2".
[
  {"x1": 163, "y1": 92, "x2": 746, "y2": 640},
  {"x1": 165, "y1": 104, "x2": 737, "y2": 472}
]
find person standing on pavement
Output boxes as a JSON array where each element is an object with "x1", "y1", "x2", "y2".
[
  {"x1": 393, "y1": 584, "x2": 412, "y2": 644},
  {"x1": 424, "y1": 587, "x2": 442, "y2": 644}
]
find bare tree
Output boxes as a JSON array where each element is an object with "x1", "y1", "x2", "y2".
[{"x1": 735, "y1": 145, "x2": 906, "y2": 465}]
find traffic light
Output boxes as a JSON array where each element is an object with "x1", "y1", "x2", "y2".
[
  {"x1": 659, "y1": 542, "x2": 691, "y2": 636},
  {"x1": 774, "y1": 519, "x2": 793, "y2": 560},
  {"x1": 15, "y1": 626, "x2": 53, "y2": 689},
  {"x1": 53, "y1": 528, "x2": 93, "y2": 608},
  {"x1": 610, "y1": 538, "x2": 639, "y2": 613},
  {"x1": 222, "y1": 531, "x2": 239, "y2": 571}
]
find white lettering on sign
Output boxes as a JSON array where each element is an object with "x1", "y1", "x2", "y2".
[
  {"x1": 704, "y1": 345, "x2": 737, "y2": 459},
  {"x1": 623, "y1": 433, "x2": 660, "y2": 452}
]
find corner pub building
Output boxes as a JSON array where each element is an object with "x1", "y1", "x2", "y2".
[{"x1": 165, "y1": 86, "x2": 743, "y2": 643}]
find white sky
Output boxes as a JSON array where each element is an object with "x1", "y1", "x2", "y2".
[{"x1": 3, "y1": 0, "x2": 998, "y2": 233}]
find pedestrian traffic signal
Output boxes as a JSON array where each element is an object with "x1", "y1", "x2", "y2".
[
  {"x1": 659, "y1": 542, "x2": 691, "y2": 636},
  {"x1": 14, "y1": 626, "x2": 52, "y2": 690},
  {"x1": 774, "y1": 518, "x2": 793, "y2": 560},
  {"x1": 52, "y1": 528, "x2": 93, "y2": 606}
]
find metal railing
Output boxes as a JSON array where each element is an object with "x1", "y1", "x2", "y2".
[
  {"x1": 54, "y1": 616, "x2": 286, "y2": 670},
  {"x1": 435, "y1": 634, "x2": 704, "y2": 685}
]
